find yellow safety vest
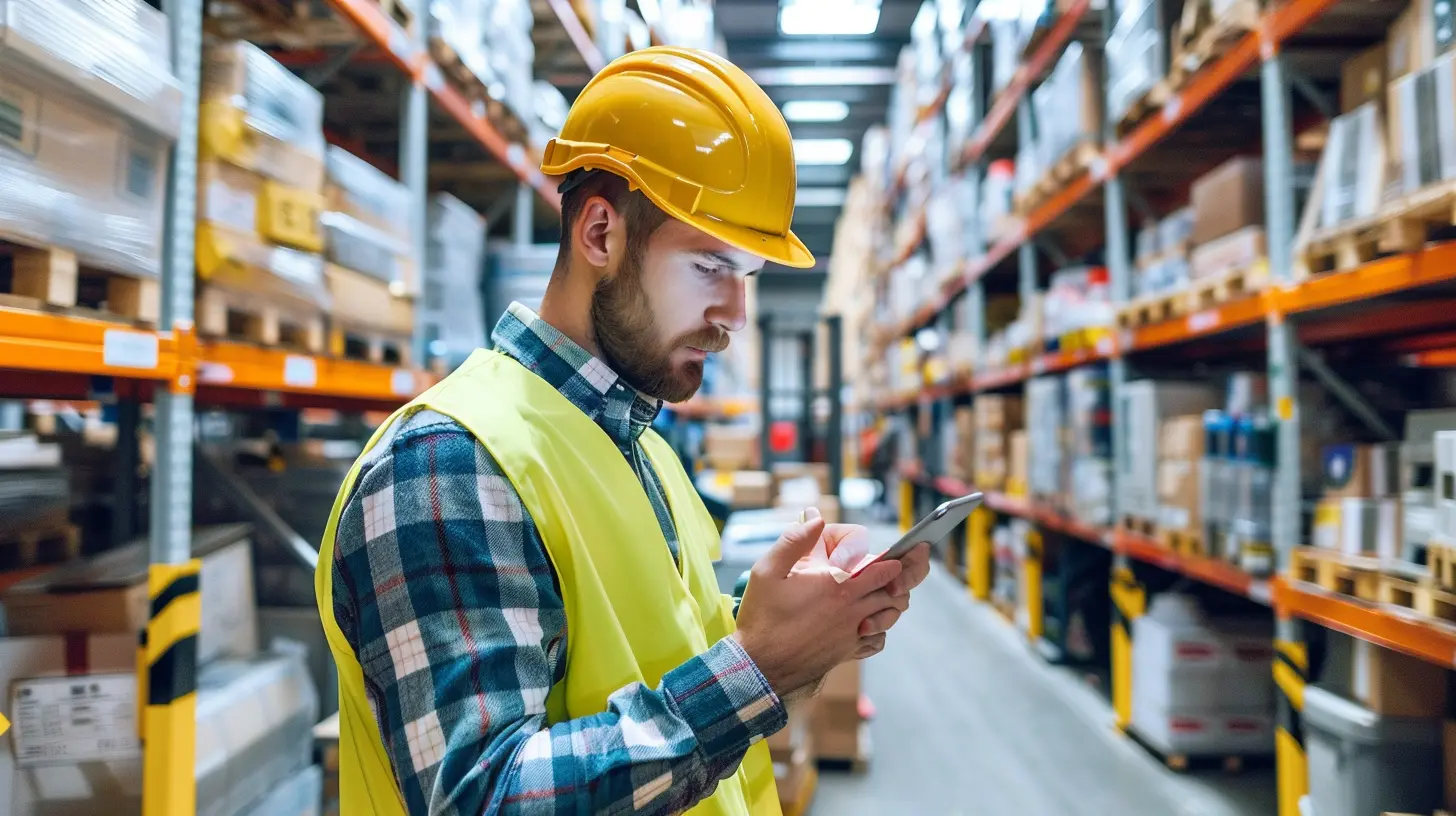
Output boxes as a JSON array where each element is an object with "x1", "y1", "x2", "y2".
[{"x1": 315, "y1": 349, "x2": 780, "y2": 816}]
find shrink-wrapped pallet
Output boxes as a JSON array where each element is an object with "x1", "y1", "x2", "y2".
[
  {"x1": 1106, "y1": 0, "x2": 1174, "y2": 125},
  {"x1": 202, "y1": 41, "x2": 326, "y2": 190},
  {"x1": 424, "y1": 194, "x2": 487, "y2": 368}
]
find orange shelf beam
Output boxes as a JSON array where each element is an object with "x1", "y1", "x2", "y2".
[
  {"x1": 962, "y1": 0, "x2": 1090, "y2": 165},
  {"x1": 196, "y1": 342, "x2": 435, "y2": 405},
  {"x1": 1112, "y1": 531, "x2": 1272, "y2": 604},
  {"x1": 321, "y1": 0, "x2": 562, "y2": 211},
  {"x1": 1274, "y1": 577, "x2": 1456, "y2": 668},
  {"x1": 0, "y1": 307, "x2": 181, "y2": 382}
]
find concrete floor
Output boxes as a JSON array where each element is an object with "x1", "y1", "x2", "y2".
[{"x1": 811, "y1": 564, "x2": 1279, "y2": 815}]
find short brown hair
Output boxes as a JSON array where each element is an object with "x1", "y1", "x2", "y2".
[{"x1": 555, "y1": 171, "x2": 669, "y2": 273}]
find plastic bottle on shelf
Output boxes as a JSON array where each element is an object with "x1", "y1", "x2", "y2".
[
  {"x1": 1201, "y1": 410, "x2": 1233, "y2": 561},
  {"x1": 1239, "y1": 412, "x2": 1277, "y2": 576}
]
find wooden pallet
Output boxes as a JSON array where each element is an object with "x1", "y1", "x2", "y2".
[
  {"x1": 1159, "y1": 528, "x2": 1205, "y2": 558},
  {"x1": 1167, "y1": 0, "x2": 1260, "y2": 90},
  {"x1": 197, "y1": 285, "x2": 327, "y2": 354},
  {"x1": 1117, "y1": 290, "x2": 1187, "y2": 329},
  {"x1": 1296, "y1": 180, "x2": 1456, "y2": 278},
  {"x1": 0, "y1": 522, "x2": 82, "y2": 571},
  {"x1": 1121, "y1": 515, "x2": 1157, "y2": 538},
  {"x1": 1288, "y1": 547, "x2": 1381, "y2": 600},
  {"x1": 205, "y1": 0, "x2": 415, "y2": 49},
  {"x1": 1184, "y1": 263, "x2": 1270, "y2": 312},
  {"x1": 328, "y1": 326, "x2": 412, "y2": 366},
  {"x1": 0, "y1": 239, "x2": 160, "y2": 324},
  {"x1": 1126, "y1": 726, "x2": 1268, "y2": 774},
  {"x1": 1429, "y1": 542, "x2": 1456, "y2": 589},
  {"x1": 1017, "y1": 143, "x2": 1100, "y2": 214},
  {"x1": 1116, "y1": 79, "x2": 1174, "y2": 137}
]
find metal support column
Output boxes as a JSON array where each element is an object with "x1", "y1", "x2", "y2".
[
  {"x1": 146, "y1": 1, "x2": 203, "y2": 813},
  {"x1": 514, "y1": 183, "x2": 534, "y2": 247},
  {"x1": 1106, "y1": 174, "x2": 1131, "y2": 525},
  {"x1": 798, "y1": 330, "x2": 814, "y2": 462},
  {"x1": 1263, "y1": 51, "x2": 1308, "y2": 816},
  {"x1": 825, "y1": 315, "x2": 844, "y2": 496},
  {"x1": 401, "y1": 78, "x2": 429, "y2": 366},
  {"x1": 757, "y1": 314, "x2": 772, "y2": 471}
]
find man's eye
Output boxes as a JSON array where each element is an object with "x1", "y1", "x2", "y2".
[{"x1": 694, "y1": 264, "x2": 720, "y2": 277}]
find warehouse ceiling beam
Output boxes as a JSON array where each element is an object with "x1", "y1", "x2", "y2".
[{"x1": 1295, "y1": 345, "x2": 1398, "y2": 442}]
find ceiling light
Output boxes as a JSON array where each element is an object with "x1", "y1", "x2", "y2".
[
  {"x1": 779, "y1": 0, "x2": 881, "y2": 36},
  {"x1": 794, "y1": 138, "x2": 854, "y2": 165},
  {"x1": 782, "y1": 100, "x2": 850, "y2": 123},
  {"x1": 749, "y1": 65, "x2": 897, "y2": 86},
  {"x1": 795, "y1": 187, "x2": 848, "y2": 207}
]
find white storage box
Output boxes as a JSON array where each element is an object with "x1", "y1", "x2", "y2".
[
  {"x1": 1304, "y1": 685, "x2": 1445, "y2": 816},
  {"x1": 1318, "y1": 102, "x2": 1385, "y2": 228}
]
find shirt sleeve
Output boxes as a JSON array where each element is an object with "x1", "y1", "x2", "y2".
[{"x1": 330, "y1": 419, "x2": 787, "y2": 816}]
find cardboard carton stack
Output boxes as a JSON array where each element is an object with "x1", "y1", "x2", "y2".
[
  {"x1": 1133, "y1": 208, "x2": 1194, "y2": 300},
  {"x1": 322, "y1": 146, "x2": 417, "y2": 358},
  {"x1": 0, "y1": 525, "x2": 324, "y2": 816},
  {"x1": 0, "y1": 433, "x2": 72, "y2": 569},
  {"x1": 704, "y1": 425, "x2": 759, "y2": 472},
  {"x1": 1311, "y1": 443, "x2": 1402, "y2": 559},
  {"x1": 0, "y1": 0, "x2": 179, "y2": 315},
  {"x1": 197, "y1": 42, "x2": 331, "y2": 347},
  {"x1": 813, "y1": 661, "x2": 866, "y2": 766},
  {"x1": 423, "y1": 194, "x2": 488, "y2": 372},
  {"x1": 1156, "y1": 415, "x2": 1206, "y2": 544},
  {"x1": 1117, "y1": 382, "x2": 1221, "y2": 531},
  {"x1": 1187, "y1": 156, "x2": 1267, "y2": 289},
  {"x1": 1019, "y1": 43, "x2": 1102, "y2": 212},
  {"x1": 974, "y1": 395, "x2": 1023, "y2": 491},
  {"x1": 949, "y1": 407, "x2": 976, "y2": 484}
]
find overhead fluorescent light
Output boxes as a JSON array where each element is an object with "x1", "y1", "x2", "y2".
[
  {"x1": 749, "y1": 65, "x2": 897, "y2": 86},
  {"x1": 795, "y1": 187, "x2": 848, "y2": 207},
  {"x1": 794, "y1": 138, "x2": 853, "y2": 166},
  {"x1": 779, "y1": 0, "x2": 881, "y2": 36},
  {"x1": 782, "y1": 100, "x2": 850, "y2": 123}
]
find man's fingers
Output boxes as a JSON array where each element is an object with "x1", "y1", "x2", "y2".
[
  {"x1": 762, "y1": 516, "x2": 826, "y2": 575},
  {"x1": 890, "y1": 543, "x2": 933, "y2": 596},
  {"x1": 853, "y1": 588, "x2": 909, "y2": 622},
  {"x1": 821, "y1": 523, "x2": 868, "y2": 556},
  {"x1": 859, "y1": 607, "x2": 902, "y2": 637},
  {"x1": 847, "y1": 558, "x2": 902, "y2": 596},
  {"x1": 854, "y1": 633, "x2": 887, "y2": 660}
]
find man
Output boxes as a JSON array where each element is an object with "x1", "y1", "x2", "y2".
[{"x1": 315, "y1": 46, "x2": 931, "y2": 815}]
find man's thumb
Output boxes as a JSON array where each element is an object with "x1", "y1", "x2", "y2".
[{"x1": 767, "y1": 515, "x2": 825, "y2": 572}]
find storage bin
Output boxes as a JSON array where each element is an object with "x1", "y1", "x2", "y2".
[{"x1": 1303, "y1": 684, "x2": 1444, "y2": 816}]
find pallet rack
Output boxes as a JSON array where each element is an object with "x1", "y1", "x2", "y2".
[
  {"x1": 867, "y1": 0, "x2": 1456, "y2": 812},
  {"x1": 0, "y1": 0, "x2": 604, "y2": 811}
]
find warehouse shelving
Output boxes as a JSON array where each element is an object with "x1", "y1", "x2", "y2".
[{"x1": 1274, "y1": 579, "x2": 1456, "y2": 668}]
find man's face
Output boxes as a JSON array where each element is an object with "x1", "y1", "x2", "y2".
[{"x1": 592, "y1": 218, "x2": 764, "y2": 403}]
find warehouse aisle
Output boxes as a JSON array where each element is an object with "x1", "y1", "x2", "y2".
[{"x1": 813, "y1": 557, "x2": 1279, "y2": 816}]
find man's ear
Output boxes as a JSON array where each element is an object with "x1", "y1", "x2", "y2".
[{"x1": 574, "y1": 195, "x2": 625, "y2": 273}]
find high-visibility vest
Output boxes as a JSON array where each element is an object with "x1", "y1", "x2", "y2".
[{"x1": 315, "y1": 348, "x2": 780, "y2": 815}]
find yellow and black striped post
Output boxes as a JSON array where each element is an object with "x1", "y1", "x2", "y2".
[
  {"x1": 141, "y1": 559, "x2": 202, "y2": 816},
  {"x1": 899, "y1": 478, "x2": 915, "y2": 534},
  {"x1": 1022, "y1": 528, "x2": 1044, "y2": 642},
  {"x1": 1273, "y1": 636, "x2": 1309, "y2": 816},
  {"x1": 1109, "y1": 564, "x2": 1146, "y2": 731},
  {"x1": 967, "y1": 505, "x2": 993, "y2": 601}
]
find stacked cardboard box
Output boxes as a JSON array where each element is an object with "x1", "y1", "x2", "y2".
[
  {"x1": 1134, "y1": 208, "x2": 1194, "y2": 299},
  {"x1": 813, "y1": 661, "x2": 865, "y2": 763},
  {"x1": 1007, "y1": 430, "x2": 1030, "y2": 497},
  {"x1": 704, "y1": 425, "x2": 759, "y2": 472},
  {"x1": 1188, "y1": 156, "x2": 1266, "y2": 283},
  {"x1": 948, "y1": 407, "x2": 976, "y2": 484},
  {"x1": 1311, "y1": 443, "x2": 1402, "y2": 559},
  {"x1": 974, "y1": 395, "x2": 1022, "y2": 490},
  {"x1": 0, "y1": 0, "x2": 178, "y2": 297},
  {"x1": 197, "y1": 42, "x2": 330, "y2": 342},
  {"x1": 1156, "y1": 416, "x2": 1206, "y2": 537},
  {"x1": 1117, "y1": 382, "x2": 1221, "y2": 527},
  {"x1": 1066, "y1": 367, "x2": 1114, "y2": 526}
]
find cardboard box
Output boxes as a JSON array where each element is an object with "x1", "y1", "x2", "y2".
[
  {"x1": 1159, "y1": 415, "x2": 1206, "y2": 461},
  {"x1": 1008, "y1": 430, "x2": 1029, "y2": 492},
  {"x1": 1190, "y1": 156, "x2": 1264, "y2": 246},
  {"x1": 812, "y1": 696, "x2": 863, "y2": 759},
  {"x1": 1323, "y1": 442, "x2": 1400, "y2": 499},
  {"x1": 1188, "y1": 225, "x2": 1266, "y2": 281},
  {"x1": 1353, "y1": 637, "x2": 1448, "y2": 717},
  {"x1": 201, "y1": 42, "x2": 325, "y2": 189},
  {"x1": 975, "y1": 395, "x2": 1024, "y2": 431},
  {"x1": 820, "y1": 660, "x2": 860, "y2": 703},
  {"x1": 730, "y1": 470, "x2": 773, "y2": 508},
  {"x1": 1388, "y1": 0, "x2": 1436, "y2": 81},
  {"x1": 1388, "y1": 52, "x2": 1456, "y2": 197},
  {"x1": 325, "y1": 263, "x2": 415, "y2": 336},
  {"x1": 771, "y1": 461, "x2": 832, "y2": 497},
  {"x1": 703, "y1": 425, "x2": 758, "y2": 471},
  {"x1": 1342, "y1": 42, "x2": 1389, "y2": 112},
  {"x1": 1319, "y1": 102, "x2": 1387, "y2": 229},
  {"x1": 197, "y1": 160, "x2": 325, "y2": 253},
  {"x1": 1156, "y1": 459, "x2": 1201, "y2": 531},
  {"x1": 2, "y1": 524, "x2": 258, "y2": 665}
]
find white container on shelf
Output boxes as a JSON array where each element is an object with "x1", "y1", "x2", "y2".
[
  {"x1": 1303, "y1": 685, "x2": 1445, "y2": 816},
  {"x1": 1116, "y1": 380, "x2": 1221, "y2": 523}
]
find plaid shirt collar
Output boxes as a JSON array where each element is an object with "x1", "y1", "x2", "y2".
[{"x1": 492, "y1": 302, "x2": 662, "y2": 443}]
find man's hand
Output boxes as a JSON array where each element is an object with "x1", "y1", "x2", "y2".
[
  {"x1": 819, "y1": 526, "x2": 932, "y2": 659},
  {"x1": 733, "y1": 515, "x2": 905, "y2": 700}
]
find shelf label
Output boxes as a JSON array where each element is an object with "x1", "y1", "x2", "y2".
[
  {"x1": 198, "y1": 362, "x2": 233, "y2": 384},
  {"x1": 283, "y1": 355, "x2": 318, "y2": 388},
  {"x1": 1187, "y1": 310, "x2": 1220, "y2": 333},
  {"x1": 1162, "y1": 95, "x2": 1183, "y2": 124},
  {"x1": 391, "y1": 369, "x2": 416, "y2": 396},
  {"x1": 11, "y1": 674, "x2": 140, "y2": 768},
  {"x1": 102, "y1": 329, "x2": 159, "y2": 370}
]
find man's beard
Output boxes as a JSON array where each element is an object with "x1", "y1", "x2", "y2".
[{"x1": 591, "y1": 257, "x2": 728, "y2": 403}]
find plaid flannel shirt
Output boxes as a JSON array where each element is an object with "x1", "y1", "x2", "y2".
[{"x1": 330, "y1": 302, "x2": 786, "y2": 815}]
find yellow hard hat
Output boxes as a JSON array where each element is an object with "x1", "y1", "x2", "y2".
[{"x1": 541, "y1": 46, "x2": 815, "y2": 269}]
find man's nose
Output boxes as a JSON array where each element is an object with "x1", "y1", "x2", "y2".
[{"x1": 709, "y1": 276, "x2": 748, "y2": 332}]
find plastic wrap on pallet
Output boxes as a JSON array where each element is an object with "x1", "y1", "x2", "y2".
[
  {"x1": 196, "y1": 223, "x2": 331, "y2": 311},
  {"x1": 425, "y1": 193, "x2": 487, "y2": 368},
  {"x1": 195, "y1": 651, "x2": 319, "y2": 816},
  {"x1": 0, "y1": 58, "x2": 168, "y2": 279},
  {"x1": 321, "y1": 212, "x2": 412, "y2": 287},
  {"x1": 0, "y1": 0, "x2": 182, "y2": 139},
  {"x1": 989, "y1": 19, "x2": 1026, "y2": 92},
  {"x1": 926, "y1": 185, "x2": 966, "y2": 274},
  {"x1": 427, "y1": 0, "x2": 489, "y2": 81},
  {"x1": 201, "y1": 42, "x2": 325, "y2": 185},
  {"x1": 1031, "y1": 43, "x2": 1102, "y2": 171},
  {"x1": 1388, "y1": 52, "x2": 1456, "y2": 196},
  {"x1": 325, "y1": 145, "x2": 413, "y2": 245},
  {"x1": 1318, "y1": 103, "x2": 1384, "y2": 228},
  {"x1": 1105, "y1": 0, "x2": 1169, "y2": 124}
]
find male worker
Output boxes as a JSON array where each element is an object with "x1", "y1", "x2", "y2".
[{"x1": 316, "y1": 46, "x2": 931, "y2": 815}]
